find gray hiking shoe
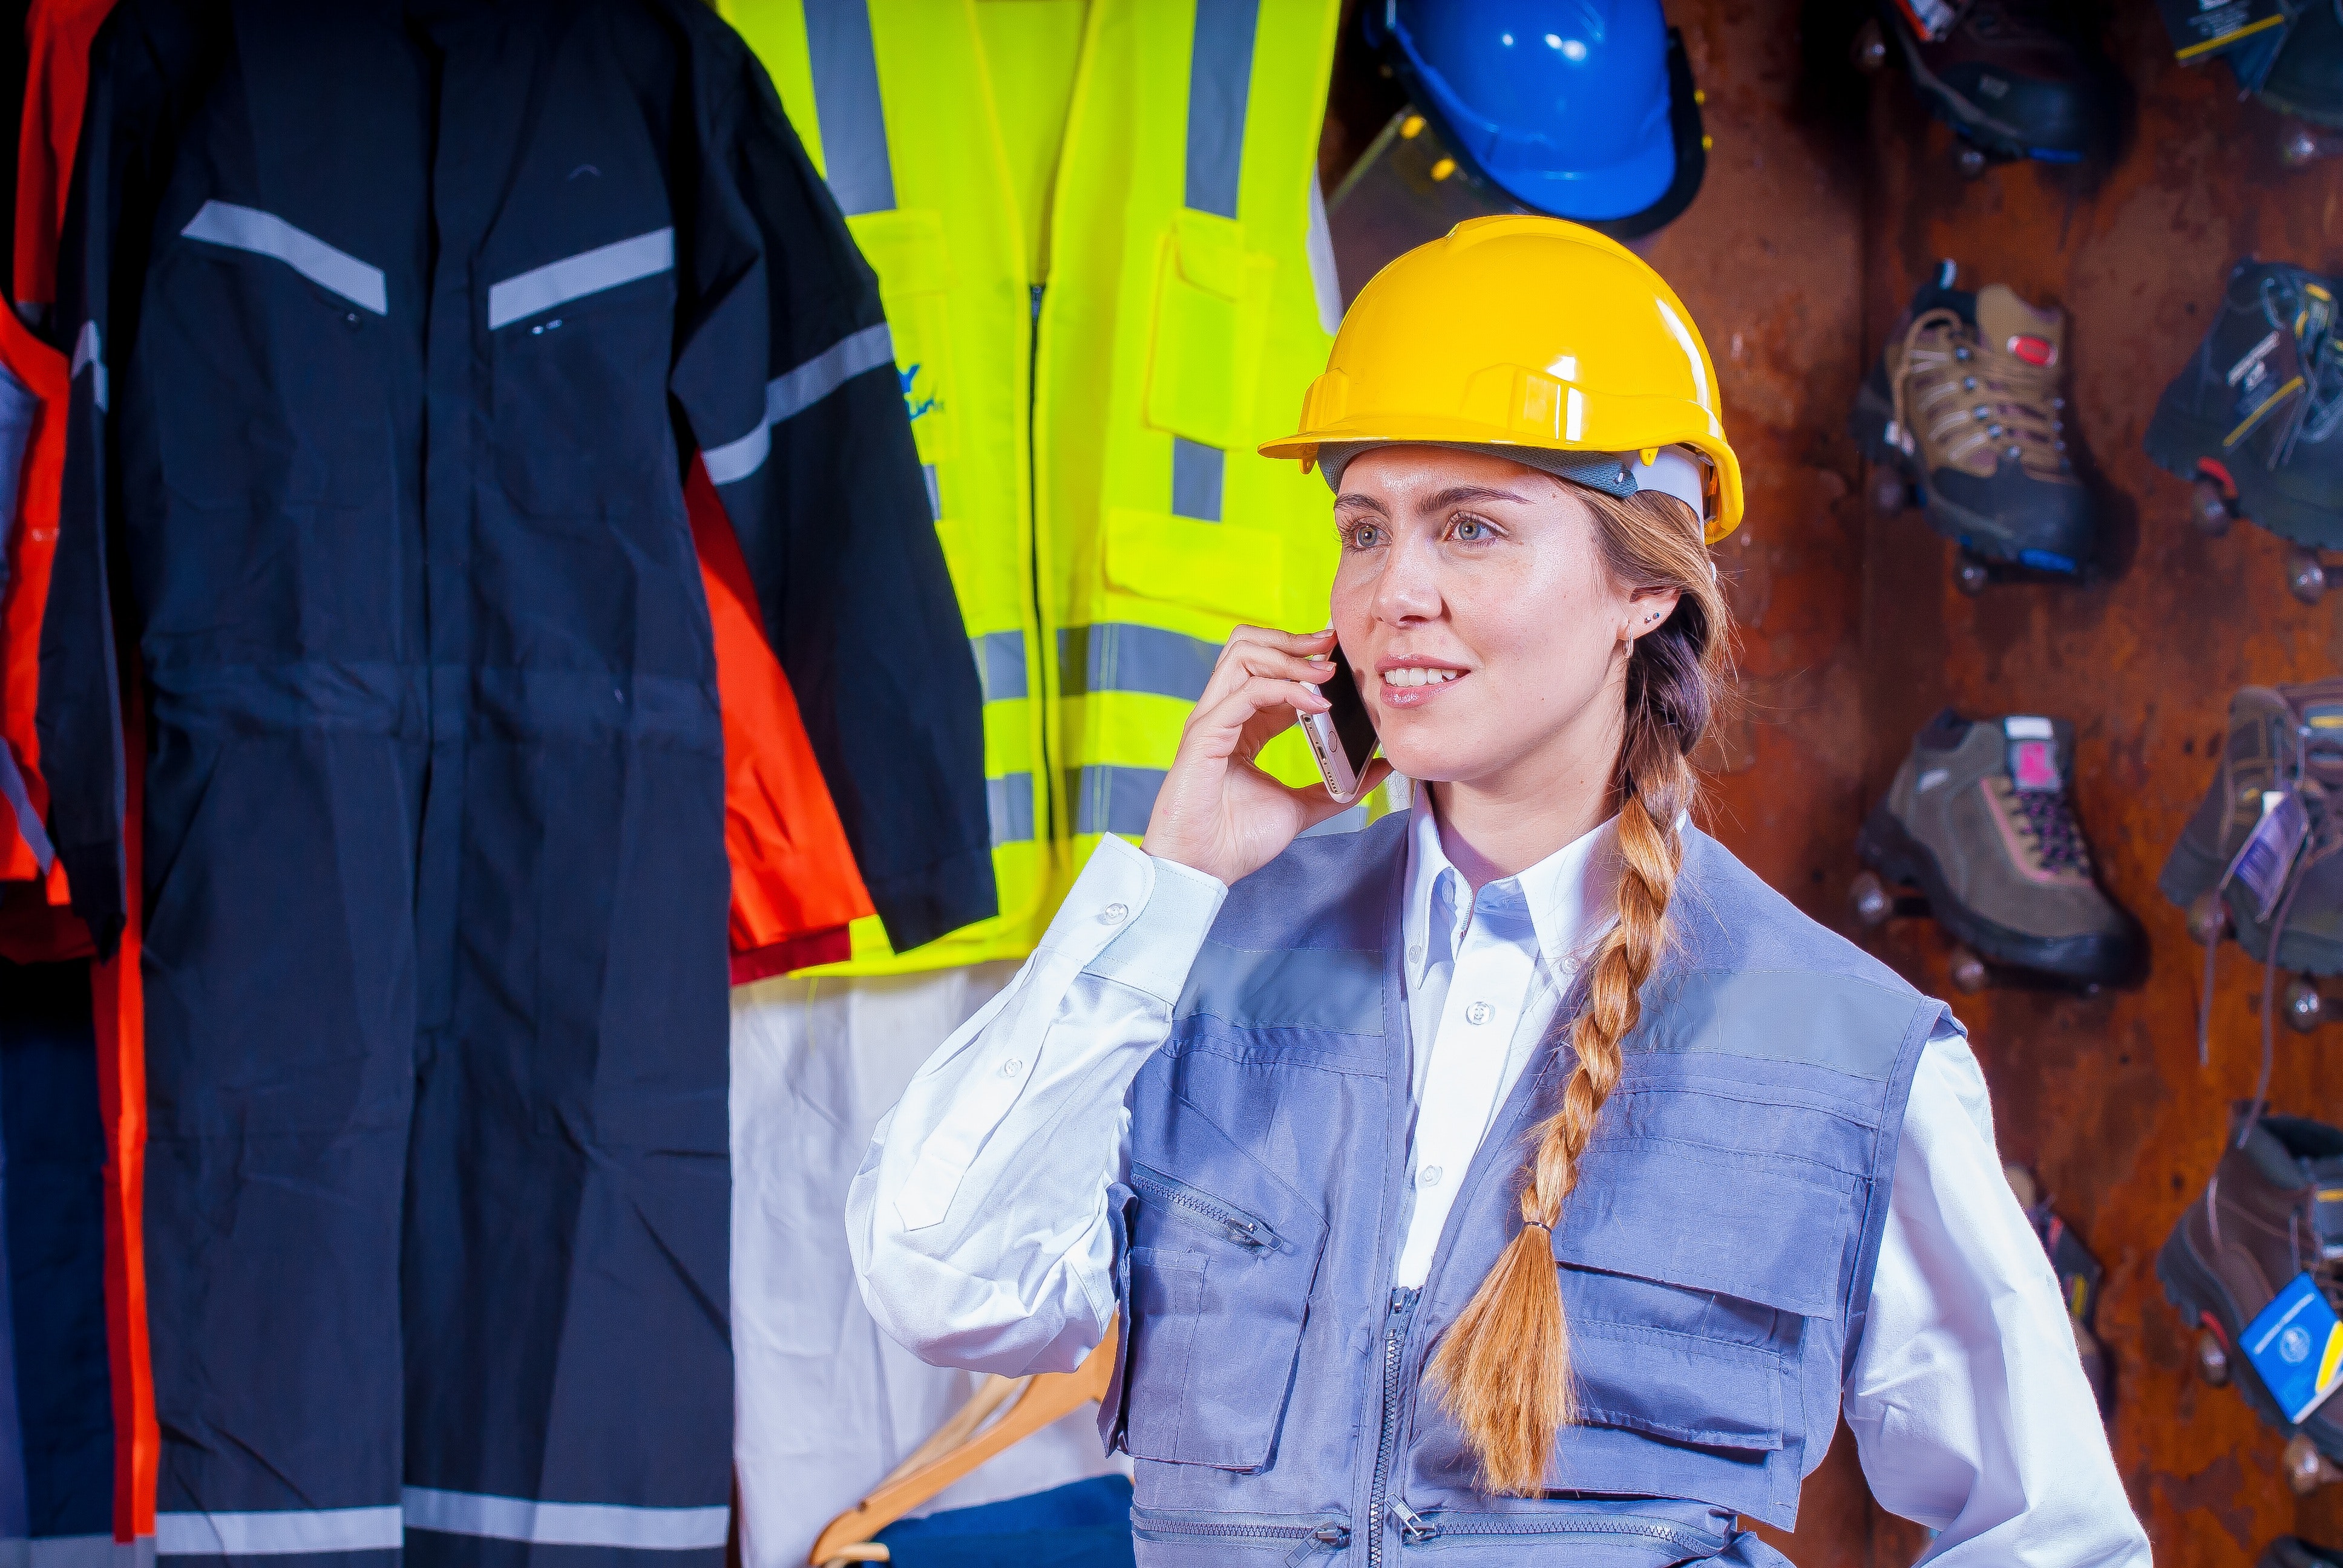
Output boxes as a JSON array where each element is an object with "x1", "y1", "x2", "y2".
[
  {"x1": 1858, "y1": 708, "x2": 2143, "y2": 984},
  {"x1": 2161, "y1": 681, "x2": 2343, "y2": 976}
]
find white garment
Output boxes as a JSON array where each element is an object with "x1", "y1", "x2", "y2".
[
  {"x1": 847, "y1": 812, "x2": 2150, "y2": 1568},
  {"x1": 729, "y1": 964, "x2": 1123, "y2": 1568}
]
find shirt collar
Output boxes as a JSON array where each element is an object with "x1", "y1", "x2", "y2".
[{"x1": 1401, "y1": 786, "x2": 1622, "y2": 982}]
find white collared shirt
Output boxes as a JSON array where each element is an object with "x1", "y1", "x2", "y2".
[
  {"x1": 845, "y1": 806, "x2": 2150, "y2": 1568},
  {"x1": 1392, "y1": 803, "x2": 1619, "y2": 1285}
]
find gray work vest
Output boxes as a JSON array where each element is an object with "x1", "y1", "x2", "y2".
[{"x1": 1097, "y1": 815, "x2": 1945, "y2": 1566}]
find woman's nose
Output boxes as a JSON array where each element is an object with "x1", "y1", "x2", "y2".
[{"x1": 1372, "y1": 535, "x2": 1441, "y2": 623}]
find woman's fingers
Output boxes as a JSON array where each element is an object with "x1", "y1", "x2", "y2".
[
  {"x1": 1221, "y1": 624, "x2": 1336, "y2": 660},
  {"x1": 1183, "y1": 676, "x2": 1326, "y2": 760},
  {"x1": 1194, "y1": 630, "x2": 1340, "y2": 716},
  {"x1": 1190, "y1": 675, "x2": 1321, "y2": 764}
]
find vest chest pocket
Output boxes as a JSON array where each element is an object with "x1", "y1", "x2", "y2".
[
  {"x1": 1548, "y1": 1142, "x2": 1857, "y2": 1460},
  {"x1": 1116, "y1": 1154, "x2": 1327, "y2": 1472}
]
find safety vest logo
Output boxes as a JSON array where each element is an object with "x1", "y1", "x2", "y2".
[{"x1": 900, "y1": 362, "x2": 939, "y2": 422}]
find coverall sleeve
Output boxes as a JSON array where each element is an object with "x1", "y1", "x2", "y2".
[
  {"x1": 34, "y1": 7, "x2": 139, "y2": 955},
  {"x1": 1845, "y1": 1030, "x2": 2152, "y2": 1567},
  {"x1": 670, "y1": 36, "x2": 992, "y2": 955},
  {"x1": 847, "y1": 834, "x2": 1228, "y2": 1376}
]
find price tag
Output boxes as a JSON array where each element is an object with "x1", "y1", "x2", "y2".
[
  {"x1": 2244, "y1": 1272, "x2": 2343, "y2": 1425},
  {"x1": 2225, "y1": 787, "x2": 2310, "y2": 921}
]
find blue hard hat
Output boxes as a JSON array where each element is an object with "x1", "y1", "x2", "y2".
[{"x1": 1381, "y1": 0, "x2": 1678, "y2": 223}]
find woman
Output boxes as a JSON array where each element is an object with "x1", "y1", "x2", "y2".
[{"x1": 848, "y1": 219, "x2": 2145, "y2": 1564}]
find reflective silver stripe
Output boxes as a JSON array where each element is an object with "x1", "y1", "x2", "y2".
[
  {"x1": 1, "y1": 1536, "x2": 145, "y2": 1568},
  {"x1": 805, "y1": 0, "x2": 895, "y2": 215},
  {"x1": 922, "y1": 463, "x2": 942, "y2": 521},
  {"x1": 486, "y1": 227, "x2": 675, "y2": 330},
  {"x1": 0, "y1": 748, "x2": 54, "y2": 873},
  {"x1": 987, "y1": 773, "x2": 1035, "y2": 845},
  {"x1": 401, "y1": 1489, "x2": 727, "y2": 1551},
  {"x1": 974, "y1": 630, "x2": 1027, "y2": 702},
  {"x1": 1069, "y1": 765, "x2": 1165, "y2": 838},
  {"x1": 1299, "y1": 804, "x2": 1366, "y2": 838},
  {"x1": 180, "y1": 201, "x2": 387, "y2": 315},
  {"x1": 1185, "y1": 0, "x2": 1260, "y2": 218},
  {"x1": 1172, "y1": 438, "x2": 1224, "y2": 521},
  {"x1": 156, "y1": 1508, "x2": 402, "y2": 1557},
  {"x1": 70, "y1": 322, "x2": 104, "y2": 412},
  {"x1": 767, "y1": 322, "x2": 895, "y2": 425},
  {"x1": 698, "y1": 420, "x2": 768, "y2": 486},
  {"x1": 703, "y1": 324, "x2": 897, "y2": 488},
  {"x1": 1059, "y1": 624, "x2": 1219, "y2": 702}
]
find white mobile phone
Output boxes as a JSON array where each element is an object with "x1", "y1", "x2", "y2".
[{"x1": 1298, "y1": 643, "x2": 1378, "y2": 804}]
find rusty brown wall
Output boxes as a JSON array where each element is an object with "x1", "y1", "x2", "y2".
[
  {"x1": 1848, "y1": 3, "x2": 2343, "y2": 1561},
  {"x1": 1319, "y1": 1, "x2": 2342, "y2": 1562}
]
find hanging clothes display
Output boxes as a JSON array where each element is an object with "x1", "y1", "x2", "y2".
[
  {"x1": 0, "y1": 958, "x2": 117, "y2": 1568},
  {"x1": 713, "y1": 4, "x2": 1341, "y2": 1561},
  {"x1": 727, "y1": 962, "x2": 1122, "y2": 1568},
  {"x1": 30, "y1": 3, "x2": 991, "y2": 1566},
  {"x1": 724, "y1": 0, "x2": 1344, "y2": 973}
]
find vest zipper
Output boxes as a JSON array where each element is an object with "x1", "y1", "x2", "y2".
[
  {"x1": 1132, "y1": 1517, "x2": 1349, "y2": 1566},
  {"x1": 1366, "y1": 1287, "x2": 1420, "y2": 1568},
  {"x1": 1382, "y1": 1512, "x2": 1720, "y2": 1552},
  {"x1": 1130, "y1": 1163, "x2": 1282, "y2": 1252}
]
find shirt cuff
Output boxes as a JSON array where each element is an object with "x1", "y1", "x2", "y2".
[{"x1": 1083, "y1": 837, "x2": 1227, "y2": 1006}]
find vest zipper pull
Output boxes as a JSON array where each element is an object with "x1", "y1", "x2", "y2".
[
  {"x1": 1389, "y1": 1500, "x2": 1437, "y2": 1544},
  {"x1": 1283, "y1": 1523, "x2": 1351, "y2": 1564}
]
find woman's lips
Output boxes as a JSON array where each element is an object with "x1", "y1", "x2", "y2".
[{"x1": 1376, "y1": 666, "x2": 1467, "y2": 708}]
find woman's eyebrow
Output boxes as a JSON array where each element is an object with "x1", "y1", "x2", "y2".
[
  {"x1": 1333, "y1": 492, "x2": 1390, "y2": 516},
  {"x1": 1423, "y1": 485, "x2": 1535, "y2": 509}
]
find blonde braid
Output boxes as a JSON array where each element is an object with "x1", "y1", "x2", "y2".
[{"x1": 1425, "y1": 486, "x2": 1730, "y2": 1496}]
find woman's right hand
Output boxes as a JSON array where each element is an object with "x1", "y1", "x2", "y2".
[{"x1": 1140, "y1": 626, "x2": 1391, "y2": 887}]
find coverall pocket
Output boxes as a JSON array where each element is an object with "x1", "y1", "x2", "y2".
[
  {"x1": 1117, "y1": 1145, "x2": 1327, "y2": 1471},
  {"x1": 491, "y1": 278, "x2": 678, "y2": 523},
  {"x1": 149, "y1": 240, "x2": 395, "y2": 514}
]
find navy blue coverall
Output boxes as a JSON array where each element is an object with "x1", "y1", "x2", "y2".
[{"x1": 33, "y1": 2, "x2": 994, "y2": 1562}]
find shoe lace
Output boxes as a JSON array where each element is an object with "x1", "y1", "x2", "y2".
[
  {"x1": 1893, "y1": 306, "x2": 2072, "y2": 481},
  {"x1": 1989, "y1": 775, "x2": 2093, "y2": 876}
]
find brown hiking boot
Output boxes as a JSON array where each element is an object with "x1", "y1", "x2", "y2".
[
  {"x1": 2160, "y1": 680, "x2": 2343, "y2": 976},
  {"x1": 1853, "y1": 263, "x2": 2096, "y2": 581},
  {"x1": 1856, "y1": 708, "x2": 2142, "y2": 984},
  {"x1": 2160, "y1": 1109, "x2": 2343, "y2": 1459}
]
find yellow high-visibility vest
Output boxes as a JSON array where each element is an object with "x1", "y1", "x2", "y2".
[{"x1": 724, "y1": 0, "x2": 1343, "y2": 972}]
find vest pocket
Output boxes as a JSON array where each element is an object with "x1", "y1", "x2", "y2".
[
  {"x1": 1546, "y1": 1142, "x2": 1856, "y2": 1462},
  {"x1": 1143, "y1": 212, "x2": 1274, "y2": 451},
  {"x1": 1115, "y1": 1146, "x2": 1328, "y2": 1471},
  {"x1": 1101, "y1": 509, "x2": 1286, "y2": 625}
]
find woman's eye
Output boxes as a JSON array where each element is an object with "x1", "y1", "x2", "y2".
[
  {"x1": 1452, "y1": 517, "x2": 1492, "y2": 541},
  {"x1": 1346, "y1": 523, "x2": 1383, "y2": 550}
]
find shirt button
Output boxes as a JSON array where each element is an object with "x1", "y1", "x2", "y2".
[
  {"x1": 1000, "y1": 1058, "x2": 1024, "y2": 1079},
  {"x1": 1466, "y1": 1001, "x2": 1493, "y2": 1025},
  {"x1": 1407, "y1": 944, "x2": 1424, "y2": 966},
  {"x1": 1418, "y1": 1166, "x2": 1444, "y2": 1189},
  {"x1": 1101, "y1": 902, "x2": 1130, "y2": 926}
]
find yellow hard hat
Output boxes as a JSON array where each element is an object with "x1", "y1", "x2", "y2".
[{"x1": 1260, "y1": 215, "x2": 1743, "y2": 543}]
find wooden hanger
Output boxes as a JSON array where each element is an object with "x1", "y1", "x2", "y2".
[{"x1": 808, "y1": 1320, "x2": 1118, "y2": 1567}]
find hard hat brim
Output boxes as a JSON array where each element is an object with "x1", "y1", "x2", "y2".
[{"x1": 1260, "y1": 420, "x2": 1744, "y2": 544}]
